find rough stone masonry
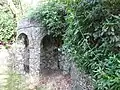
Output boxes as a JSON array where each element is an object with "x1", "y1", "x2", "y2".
[{"x1": 15, "y1": 18, "x2": 93, "y2": 90}]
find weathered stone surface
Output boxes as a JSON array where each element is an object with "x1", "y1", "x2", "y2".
[
  {"x1": 15, "y1": 18, "x2": 93, "y2": 90},
  {"x1": 71, "y1": 63, "x2": 93, "y2": 90}
]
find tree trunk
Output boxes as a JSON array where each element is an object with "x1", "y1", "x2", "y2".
[{"x1": 7, "y1": 0, "x2": 18, "y2": 18}]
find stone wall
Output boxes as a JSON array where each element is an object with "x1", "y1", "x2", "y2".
[
  {"x1": 15, "y1": 18, "x2": 93, "y2": 90},
  {"x1": 16, "y1": 18, "x2": 43, "y2": 76},
  {"x1": 15, "y1": 19, "x2": 69, "y2": 76},
  {"x1": 71, "y1": 63, "x2": 93, "y2": 90}
]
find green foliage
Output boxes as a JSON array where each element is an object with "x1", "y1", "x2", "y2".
[
  {"x1": 95, "y1": 54, "x2": 120, "y2": 90},
  {"x1": 103, "y1": 0, "x2": 120, "y2": 14},
  {"x1": 2, "y1": 70, "x2": 45, "y2": 90},
  {"x1": 0, "y1": 2, "x2": 16, "y2": 43},
  {"x1": 27, "y1": 0, "x2": 120, "y2": 89},
  {"x1": 4, "y1": 71, "x2": 26, "y2": 90},
  {"x1": 0, "y1": 11, "x2": 16, "y2": 43},
  {"x1": 28, "y1": 1, "x2": 66, "y2": 37},
  {"x1": 63, "y1": 0, "x2": 120, "y2": 90}
]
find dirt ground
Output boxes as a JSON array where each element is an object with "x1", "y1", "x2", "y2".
[{"x1": 0, "y1": 45, "x2": 71, "y2": 90}]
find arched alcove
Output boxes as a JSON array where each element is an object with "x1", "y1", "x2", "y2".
[
  {"x1": 17, "y1": 33, "x2": 30, "y2": 73},
  {"x1": 40, "y1": 35, "x2": 61, "y2": 72}
]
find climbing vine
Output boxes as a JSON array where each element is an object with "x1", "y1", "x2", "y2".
[
  {"x1": 28, "y1": 0, "x2": 120, "y2": 90},
  {"x1": 28, "y1": 1, "x2": 67, "y2": 37}
]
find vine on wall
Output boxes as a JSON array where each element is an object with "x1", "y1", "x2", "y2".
[
  {"x1": 28, "y1": 0, "x2": 120, "y2": 90},
  {"x1": 28, "y1": 1, "x2": 67, "y2": 37}
]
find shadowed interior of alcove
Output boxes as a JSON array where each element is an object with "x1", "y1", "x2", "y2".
[
  {"x1": 17, "y1": 33, "x2": 30, "y2": 73},
  {"x1": 40, "y1": 35, "x2": 61, "y2": 75}
]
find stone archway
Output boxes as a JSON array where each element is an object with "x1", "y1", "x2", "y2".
[
  {"x1": 40, "y1": 35, "x2": 60, "y2": 72},
  {"x1": 17, "y1": 33, "x2": 30, "y2": 73}
]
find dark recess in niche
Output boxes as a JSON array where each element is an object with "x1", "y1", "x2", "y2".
[
  {"x1": 17, "y1": 33, "x2": 30, "y2": 73},
  {"x1": 40, "y1": 35, "x2": 62, "y2": 71}
]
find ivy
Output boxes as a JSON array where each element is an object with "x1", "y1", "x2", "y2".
[
  {"x1": 27, "y1": 0, "x2": 120, "y2": 89},
  {"x1": 28, "y1": 1, "x2": 67, "y2": 37}
]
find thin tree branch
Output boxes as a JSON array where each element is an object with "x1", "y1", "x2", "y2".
[{"x1": 7, "y1": 0, "x2": 19, "y2": 18}]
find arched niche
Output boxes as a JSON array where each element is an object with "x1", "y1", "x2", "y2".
[
  {"x1": 17, "y1": 33, "x2": 30, "y2": 73},
  {"x1": 40, "y1": 35, "x2": 61, "y2": 71}
]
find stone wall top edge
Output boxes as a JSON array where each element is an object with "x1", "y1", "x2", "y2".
[
  {"x1": 17, "y1": 18, "x2": 42, "y2": 29},
  {"x1": 17, "y1": 25, "x2": 41, "y2": 30}
]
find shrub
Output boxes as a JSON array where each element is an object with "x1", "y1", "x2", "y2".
[
  {"x1": 0, "y1": 6, "x2": 16, "y2": 43},
  {"x1": 63, "y1": 0, "x2": 120, "y2": 89},
  {"x1": 28, "y1": 1, "x2": 66, "y2": 37}
]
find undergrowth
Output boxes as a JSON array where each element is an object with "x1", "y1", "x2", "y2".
[
  {"x1": 2, "y1": 70, "x2": 45, "y2": 90},
  {"x1": 4, "y1": 71, "x2": 26, "y2": 90},
  {"x1": 63, "y1": 0, "x2": 120, "y2": 90}
]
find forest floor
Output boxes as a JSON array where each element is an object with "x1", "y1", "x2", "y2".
[{"x1": 0, "y1": 45, "x2": 71, "y2": 90}]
